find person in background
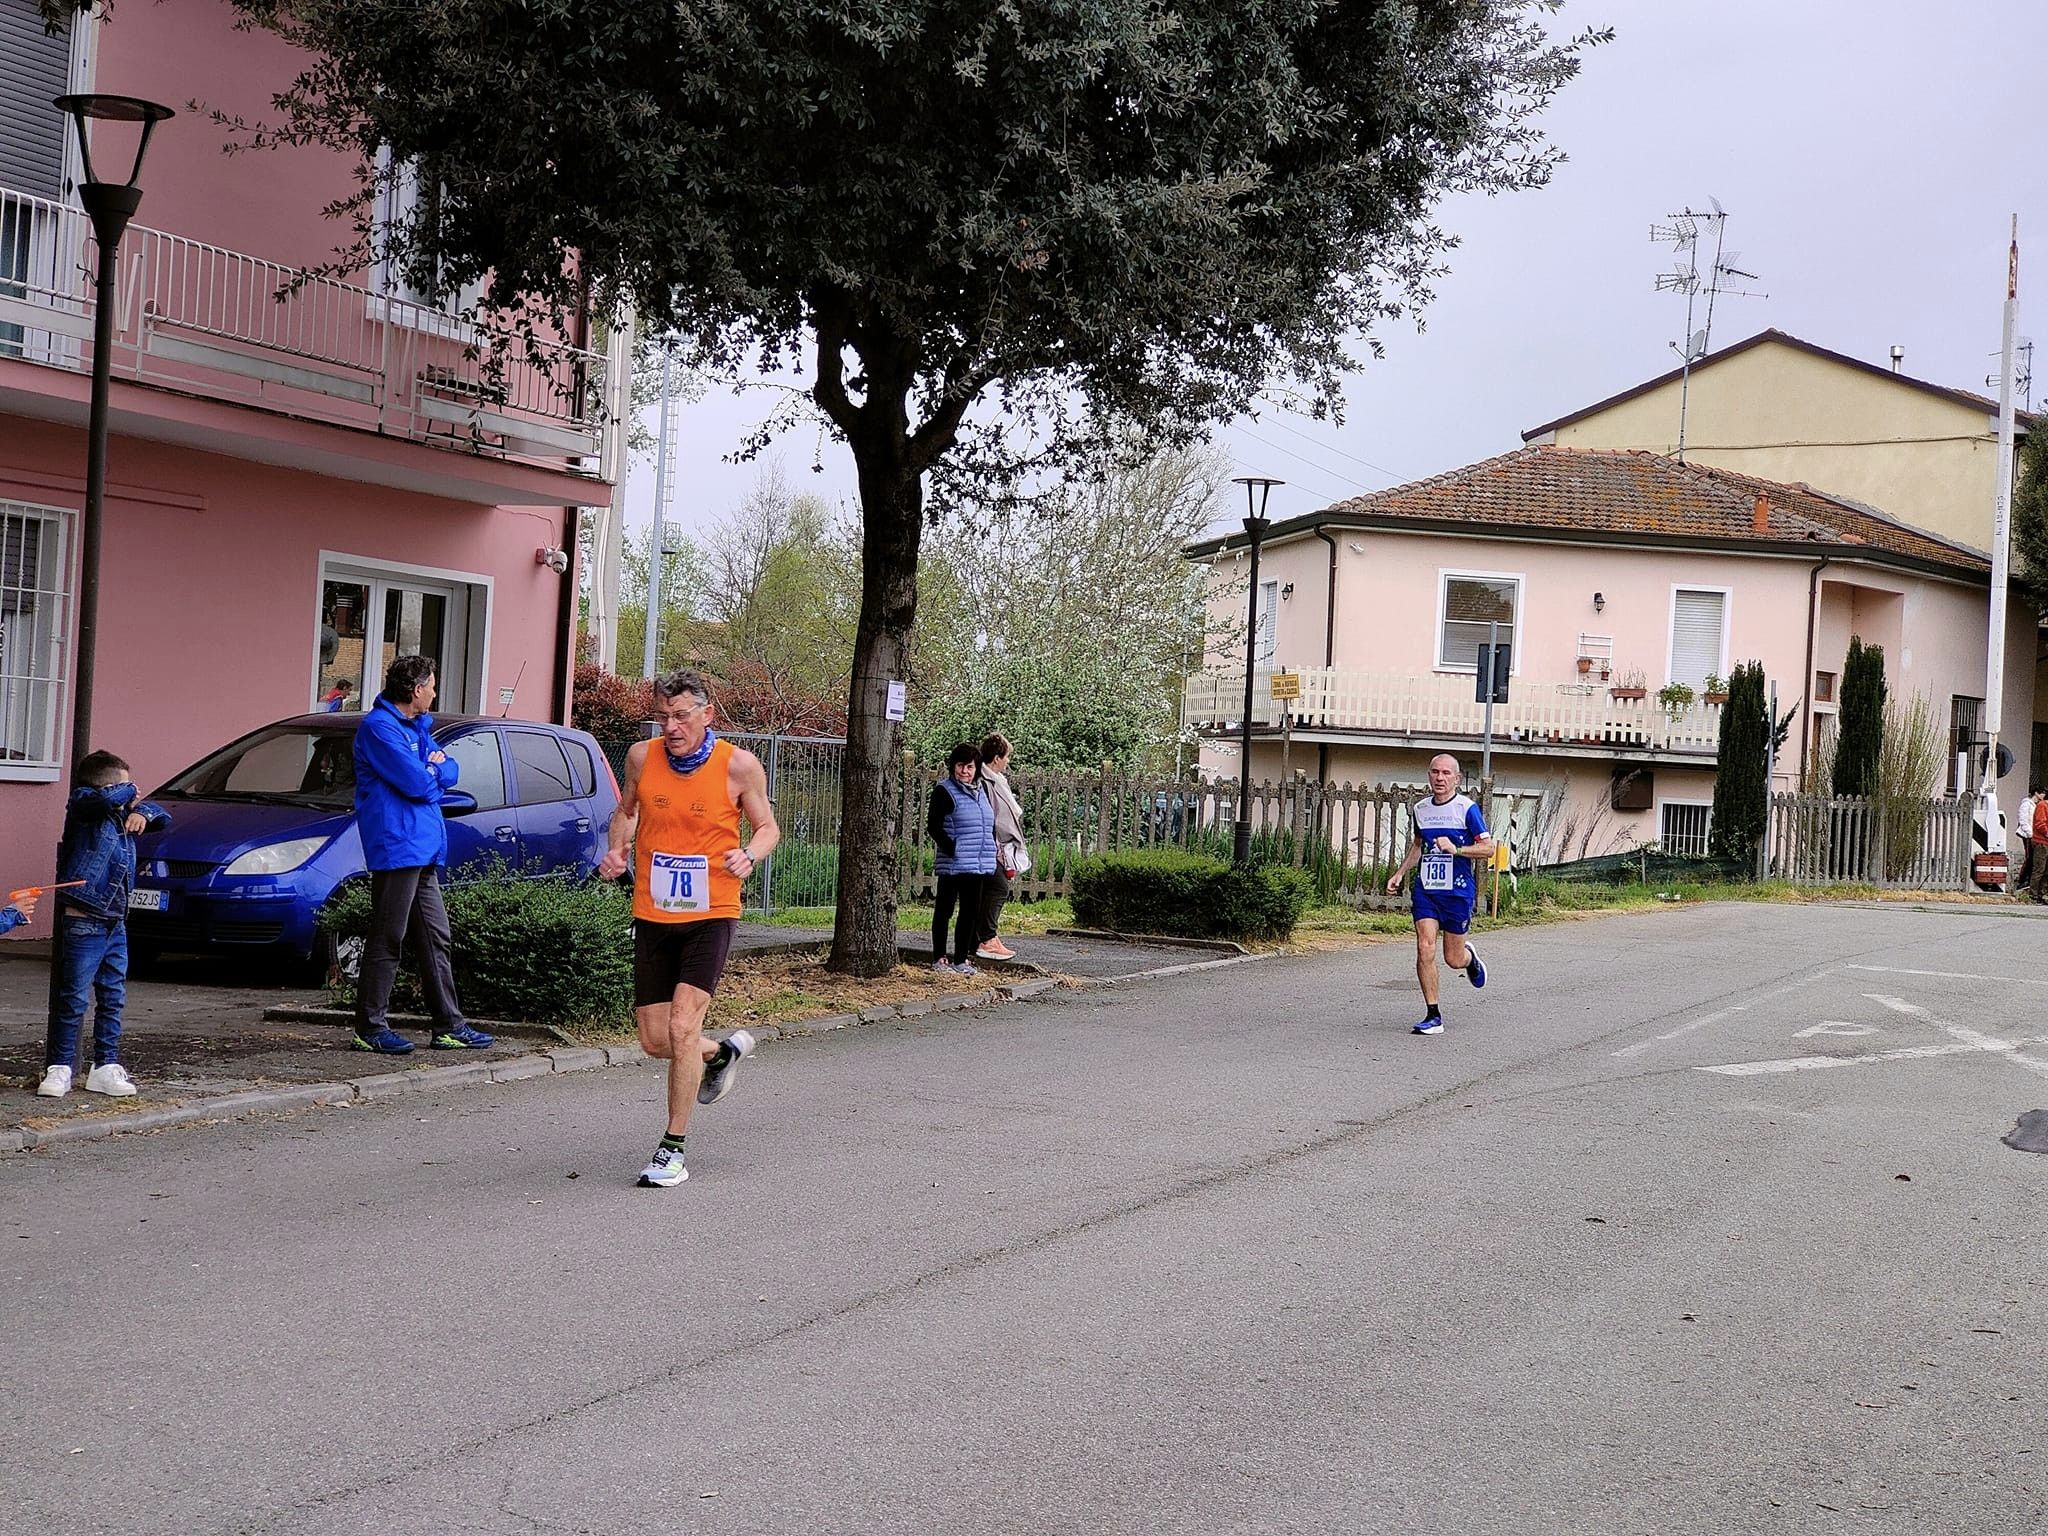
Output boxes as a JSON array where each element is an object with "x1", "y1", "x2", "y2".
[
  {"x1": 38, "y1": 752, "x2": 170, "y2": 1099},
  {"x1": 928, "y1": 743, "x2": 998, "y2": 975},
  {"x1": 976, "y1": 732, "x2": 1026, "y2": 962},
  {"x1": 2013, "y1": 785, "x2": 2038, "y2": 898},
  {"x1": 321, "y1": 679, "x2": 354, "y2": 712}
]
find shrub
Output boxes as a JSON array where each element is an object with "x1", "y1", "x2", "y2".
[
  {"x1": 1070, "y1": 848, "x2": 1310, "y2": 941},
  {"x1": 322, "y1": 870, "x2": 635, "y2": 1027},
  {"x1": 570, "y1": 663, "x2": 655, "y2": 742}
]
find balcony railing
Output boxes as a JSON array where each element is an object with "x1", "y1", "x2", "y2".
[
  {"x1": 0, "y1": 183, "x2": 617, "y2": 479},
  {"x1": 1185, "y1": 667, "x2": 1725, "y2": 755}
]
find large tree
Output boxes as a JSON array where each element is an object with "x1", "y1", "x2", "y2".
[{"x1": 195, "y1": 0, "x2": 1599, "y2": 973}]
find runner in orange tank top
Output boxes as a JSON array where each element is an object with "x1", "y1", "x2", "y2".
[{"x1": 598, "y1": 669, "x2": 780, "y2": 1188}]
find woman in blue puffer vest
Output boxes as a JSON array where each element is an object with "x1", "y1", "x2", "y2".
[{"x1": 926, "y1": 741, "x2": 998, "y2": 973}]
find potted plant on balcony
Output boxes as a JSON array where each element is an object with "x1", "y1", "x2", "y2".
[
  {"x1": 1702, "y1": 672, "x2": 1729, "y2": 705},
  {"x1": 1610, "y1": 668, "x2": 1647, "y2": 701},
  {"x1": 1657, "y1": 680, "x2": 1696, "y2": 718}
]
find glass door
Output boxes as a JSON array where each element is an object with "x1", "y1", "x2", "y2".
[{"x1": 314, "y1": 568, "x2": 470, "y2": 713}]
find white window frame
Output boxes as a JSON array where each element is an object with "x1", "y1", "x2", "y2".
[
  {"x1": 0, "y1": 500, "x2": 74, "y2": 781},
  {"x1": 1434, "y1": 568, "x2": 1524, "y2": 676},
  {"x1": 1257, "y1": 579, "x2": 1278, "y2": 666},
  {"x1": 313, "y1": 551, "x2": 493, "y2": 716},
  {"x1": 1656, "y1": 797, "x2": 1713, "y2": 857},
  {"x1": 368, "y1": 148, "x2": 486, "y2": 340},
  {"x1": 1665, "y1": 583, "x2": 1732, "y2": 690}
]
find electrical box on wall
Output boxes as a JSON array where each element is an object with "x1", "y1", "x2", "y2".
[{"x1": 1610, "y1": 766, "x2": 1654, "y2": 812}]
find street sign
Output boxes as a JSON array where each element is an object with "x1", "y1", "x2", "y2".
[
  {"x1": 1474, "y1": 642, "x2": 1511, "y2": 705},
  {"x1": 1269, "y1": 670, "x2": 1301, "y2": 702}
]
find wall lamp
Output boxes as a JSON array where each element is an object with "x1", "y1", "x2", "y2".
[
  {"x1": 1593, "y1": 591, "x2": 1606, "y2": 613},
  {"x1": 1280, "y1": 582, "x2": 1295, "y2": 601}
]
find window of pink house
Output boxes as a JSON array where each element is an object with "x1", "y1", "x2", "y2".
[{"x1": 0, "y1": 501, "x2": 70, "y2": 772}]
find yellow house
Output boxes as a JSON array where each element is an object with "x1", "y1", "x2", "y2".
[{"x1": 1522, "y1": 329, "x2": 2031, "y2": 554}]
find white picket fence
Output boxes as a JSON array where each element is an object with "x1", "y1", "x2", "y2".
[{"x1": 1762, "y1": 792, "x2": 1975, "y2": 889}]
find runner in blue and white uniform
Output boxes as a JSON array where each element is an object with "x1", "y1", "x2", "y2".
[{"x1": 1385, "y1": 753, "x2": 1495, "y2": 1035}]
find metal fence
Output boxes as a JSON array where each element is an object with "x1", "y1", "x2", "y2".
[{"x1": 1762, "y1": 791, "x2": 1974, "y2": 889}]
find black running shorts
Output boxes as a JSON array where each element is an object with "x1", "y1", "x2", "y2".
[{"x1": 633, "y1": 917, "x2": 738, "y2": 1008}]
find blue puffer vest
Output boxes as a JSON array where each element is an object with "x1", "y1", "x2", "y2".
[{"x1": 933, "y1": 776, "x2": 999, "y2": 876}]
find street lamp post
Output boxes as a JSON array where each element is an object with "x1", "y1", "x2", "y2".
[
  {"x1": 55, "y1": 93, "x2": 174, "y2": 761},
  {"x1": 1231, "y1": 476, "x2": 1282, "y2": 865}
]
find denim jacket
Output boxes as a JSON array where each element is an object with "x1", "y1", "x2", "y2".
[
  {"x1": 0, "y1": 906, "x2": 25, "y2": 935},
  {"x1": 56, "y1": 784, "x2": 171, "y2": 921}
]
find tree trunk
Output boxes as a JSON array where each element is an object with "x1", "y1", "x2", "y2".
[{"x1": 828, "y1": 458, "x2": 925, "y2": 976}]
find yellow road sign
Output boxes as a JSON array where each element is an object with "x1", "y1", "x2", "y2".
[{"x1": 1269, "y1": 671, "x2": 1301, "y2": 701}]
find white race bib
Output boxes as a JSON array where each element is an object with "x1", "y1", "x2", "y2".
[
  {"x1": 1420, "y1": 854, "x2": 1456, "y2": 892},
  {"x1": 649, "y1": 852, "x2": 712, "y2": 914}
]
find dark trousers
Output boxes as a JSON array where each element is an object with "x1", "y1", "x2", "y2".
[
  {"x1": 981, "y1": 868, "x2": 1011, "y2": 942},
  {"x1": 46, "y1": 911, "x2": 128, "y2": 1069},
  {"x1": 932, "y1": 873, "x2": 993, "y2": 964},
  {"x1": 356, "y1": 865, "x2": 466, "y2": 1033},
  {"x1": 2016, "y1": 836, "x2": 2034, "y2": 894}
]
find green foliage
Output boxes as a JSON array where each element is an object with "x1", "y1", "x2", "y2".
[
  {"x1": 1070, "y1": 849, "x2": 1310, "y2": 941},
  {"x1": 321, "y1": 871, "x2": 634, "y2": 1028},
  {"x1": 2014, "y1": 425, "x2": 2048, "y2": 615},
  {"x1": 1875, "y1": 692, "x2": 1947, "y2": 880},
  {"x1": 1709, "y1": 661, "x2": 1769, "y2": 867},
  {"x1": 1833, "y1": 638, "x2": 1887, "y2": 797}
]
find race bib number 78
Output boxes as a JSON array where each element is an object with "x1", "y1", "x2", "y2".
[{"x1": 649, "y1": 852, "x2": 712, "y2": 914}]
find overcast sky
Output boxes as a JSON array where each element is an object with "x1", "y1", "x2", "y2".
[{"x1": 625, "y1": 0, "x2": 2047, "y2": 548}]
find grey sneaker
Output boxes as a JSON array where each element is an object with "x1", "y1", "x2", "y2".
[
  {"x1": 931, "y1": 959, "x2": 957, "y2": 974},
  {"x1": 636, "y1": 1144, "x2": 688, "y2": 1188},
  {"x1": 697, "y1": 1029, "x2": 756, "y2": 1106}
]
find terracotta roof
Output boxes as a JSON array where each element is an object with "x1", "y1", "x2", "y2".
[
  {"x1": 1190, "y1": 446, "x2": 1990, "y2": 580},
  {"x1": 1521, "y1": 327, "x2": 2038, "y2": 442}
]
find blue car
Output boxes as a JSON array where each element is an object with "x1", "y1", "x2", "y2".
[{"x1": 129, "y1": 713, "x2": 619, "y2": 975}]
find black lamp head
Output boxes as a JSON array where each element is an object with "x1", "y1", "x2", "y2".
[{"x1": 55, "y1": 94, "x2": 176, "y2": 190}]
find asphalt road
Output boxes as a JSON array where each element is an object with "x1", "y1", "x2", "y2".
[{"x1": 4, "y1": 901, "x2": 2045, "y2": 1535}]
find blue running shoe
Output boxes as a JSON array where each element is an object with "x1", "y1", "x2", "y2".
[
  {"x1": 430, "y1": 1023, "x2": 496, "y2": 1050},
  {"x1": 1411, "y1": 1016, "x2": 1444, "y2": 1036},
  {"x1": 1464, "y1": 945, "x2": 1486, "y2": 989},
  {"x1": 353, "y1": 1026, "x2": 414, "y2": 1055}
]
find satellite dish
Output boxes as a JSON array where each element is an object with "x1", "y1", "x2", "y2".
[{"x1": 1687, "y1": 329, "x2": 1708, "y2": 361}]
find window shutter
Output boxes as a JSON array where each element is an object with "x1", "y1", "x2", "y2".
[
  {"x1": 1257, "y1": 581, "x2": 1276, "y2": 664},
  {"x1": 1669, "y1": 590, "x2": 1725, "y2": 689},
  {"x1": 0, "y1": 2, "x2": 71, "y2": 202},
  {"x1": 1440, "y1": 576, "x2": 1518, "y2": 670}
]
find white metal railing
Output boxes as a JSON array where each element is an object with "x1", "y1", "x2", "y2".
[
  {"x1": 1185, "y1": 666, "x2": 1726, "y2": 755},
  {"x1": 0, "y1": 182, "x2": 613, "y2": 477}
]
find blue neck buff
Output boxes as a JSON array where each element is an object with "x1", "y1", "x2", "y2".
[{"x1": 665, "y1": 729, "x2": 718, "y2": 776}]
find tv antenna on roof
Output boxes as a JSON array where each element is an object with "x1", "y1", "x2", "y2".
[
  {"x1": 1650, "y1": 197, "x2": 1767, "y2": 460},
  {"x1": 1988, "y1": 337, "x2": 2035, "y2": 414}
]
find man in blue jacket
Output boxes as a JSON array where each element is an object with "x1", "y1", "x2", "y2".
[{"x1": 350, "y1": 655, "x2": 494, "y2": 1055}]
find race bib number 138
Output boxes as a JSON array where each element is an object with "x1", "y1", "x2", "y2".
[
  {"x1": 1420, "y1": 854, "x2": 1455, "y2": 892},
  {"x1": 650, "y1": 852, "x2": 712, "y2": 914}
]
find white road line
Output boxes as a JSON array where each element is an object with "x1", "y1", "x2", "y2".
[
  {"x1": 1698, "y1": 1038, "x2": 2048, "y2": 1077},
  {"x1": 1614, "y1": 969, "x2": 1837, "y2": 1058},
  {"x1": 1845, "y1": 964, "x2": 2048, "y2": 989},
  {"x1": 1865, "y1": 995, "x2": 2048, "y2": 1081}
]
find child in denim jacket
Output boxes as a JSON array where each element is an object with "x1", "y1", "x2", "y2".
[{"x1": 37, "y1": 751, "x2": 170, "y2": 1099}]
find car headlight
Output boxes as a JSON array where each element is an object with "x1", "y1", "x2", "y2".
[{"x1": 223, "y1": 837, "x2": 329, "y2": 876}]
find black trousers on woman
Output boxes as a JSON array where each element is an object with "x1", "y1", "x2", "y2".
[{"x1": 932, "y1": 872, "x2": 992, "y2": 963}]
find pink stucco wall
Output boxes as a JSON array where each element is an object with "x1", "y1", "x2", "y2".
[{"x1": 0, "y1": 416, "x2": 573, "y2": 933}]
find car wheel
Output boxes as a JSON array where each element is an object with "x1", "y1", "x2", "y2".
[{"x1": 306, "y1": 922, "x2": 365, "y2": 988}]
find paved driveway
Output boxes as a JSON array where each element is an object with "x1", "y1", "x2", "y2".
[{"x1": 3, "y1": 901, "x2": 2044, "y2": 1535}]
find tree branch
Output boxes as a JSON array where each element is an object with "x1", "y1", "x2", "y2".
[{"x1": 810, "y1": 290, "x2": 859, "y2": 438}]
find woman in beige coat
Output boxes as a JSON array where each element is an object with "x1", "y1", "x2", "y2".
[{"x1": 977, "y1": 733, "x2": 1028, "y2": 960}]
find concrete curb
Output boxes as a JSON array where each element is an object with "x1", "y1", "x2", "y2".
[
  {"x1": 6, "y1": 945, "x2": 1277, "y2": 1152},
  {"x1": 1045, "y1": 927, "x2": 1250, "y2": 955},
  {"x1": 259, "y1": 1006, "x2": 572, "y2": 1045}
]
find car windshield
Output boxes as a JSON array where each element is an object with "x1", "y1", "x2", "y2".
[{"x1": 157, "y1": 725, "x2": 361, "y2": 808}]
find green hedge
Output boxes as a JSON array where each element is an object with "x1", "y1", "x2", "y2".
[
  {"x1": 321, "y1": 871, "x2": 635, "y2": 1028},
  {"x1": 1069, "y1": 848, "x2": 1310, "y2": 941}
]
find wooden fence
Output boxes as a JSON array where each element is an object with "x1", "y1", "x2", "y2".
[
  {"x1": 900, "y1": 769, "x2": 1535, "y2": 908},
  {"x1": 1762, "y1": 791, "x2": 1974, "y2": 889}
]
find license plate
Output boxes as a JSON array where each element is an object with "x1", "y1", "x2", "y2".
[{"x1": 128, "y1": 887, "x2": 167, "y2": 912}]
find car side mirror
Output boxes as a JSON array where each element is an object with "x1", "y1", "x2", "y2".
[{"x1": 440, "y1": 790, "x2": 478, "y2": 816}]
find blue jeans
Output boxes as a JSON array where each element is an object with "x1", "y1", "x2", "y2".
[{"x1": 46, "y1": 911, "x2": 129, "y2": 1070}]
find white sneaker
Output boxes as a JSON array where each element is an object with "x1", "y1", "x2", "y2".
[
  {"x1": 931, "y1": 960, "x2": 957, "y2": 974},
  {"x1": 35, "y1": 1064, "x2": 71, "y2": 1098},
  {"x1": 84, "y1": 1063, "x2": 137, "y2": 1097}
]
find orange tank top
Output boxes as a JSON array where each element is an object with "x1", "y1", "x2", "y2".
[{"x1": 632, "y1": 737, "x2": 745, "y2": 922}]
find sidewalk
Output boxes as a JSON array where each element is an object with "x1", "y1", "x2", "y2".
[{"x1": 0, "y1": 924, "x2": 1253, "y2": 1150}]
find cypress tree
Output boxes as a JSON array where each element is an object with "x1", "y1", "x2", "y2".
[
  {"x1": 1709, "y1": 660, "x2": 1769, "y2": 866},
  {"x1": 1832, "y1": 638, "x2": 1887, "y2": 798}
]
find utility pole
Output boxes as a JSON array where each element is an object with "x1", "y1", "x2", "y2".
[
  {"x1": 640, "y1": 346, "x2": 674, "y2": 679},
  {"x1": 1980, "y1": 216, "x2": 2019, "y2": 880}
]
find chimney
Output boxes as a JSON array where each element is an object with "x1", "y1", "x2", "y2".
[
  {"x1": 1752, "y1": 492, "x2": 1769, "y2": 534},
  {"x1": 1890, "y1": 344, "x2": 1905, "y2": 373}
]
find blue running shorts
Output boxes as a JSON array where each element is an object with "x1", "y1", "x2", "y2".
[{"x1": 1412, "y1": 887, "x2": 1474, "y2": 934}]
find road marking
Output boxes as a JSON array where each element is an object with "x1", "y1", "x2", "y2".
[
  {"x1": 1865, "y1": 994, "x2": 2048, "y2": 1081},
  {"x1": 1845, "y1": 964, "x2": 2048, "y2": 989},
  {"x1": 1614, "y1": 969, "x2": 1837, "y2": 1058},
  {"x1": 1794, "y1": 1021, "x2": 1876, "y2": 1039},
  {"x1": 1698, "y1": 1039, "x2": 2048, "y2": 1077}
]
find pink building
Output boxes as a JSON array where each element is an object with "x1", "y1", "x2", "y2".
[
  {"x1": 1187, "y1": 447, "x2": 2016, "y2": 862},
  {"x1": 0, "y1": 1, "x2": 626, "y2": 928}
]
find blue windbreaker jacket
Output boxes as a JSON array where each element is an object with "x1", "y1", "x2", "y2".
[{"x1": 352, "y1": 698, "x2": 460, "y2": 871}]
